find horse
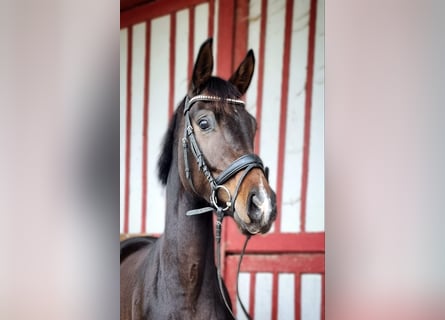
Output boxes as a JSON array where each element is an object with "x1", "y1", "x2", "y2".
[{"x1": 120, "y1": 38, "x2": 277, "y2": 320}]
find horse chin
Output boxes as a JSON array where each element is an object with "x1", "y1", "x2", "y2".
[
  {"x1": 234, "y1": 213, "x2": 274, "y2": 236},
  {"x1": 242, "y1": 222, "x2": 273, "y2": 236}
]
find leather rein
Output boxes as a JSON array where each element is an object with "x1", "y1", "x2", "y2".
[{"x1": 182, "y1": 94, "x2": 267, "y2": 320}]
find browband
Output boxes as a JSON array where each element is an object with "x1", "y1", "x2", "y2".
[{"x1": 184, "y1": 95, "x2": 245, "y2": 114}]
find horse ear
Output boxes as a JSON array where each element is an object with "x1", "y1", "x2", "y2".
[
  {"x1": 190, "y1": 38, "x2": 214, "y2": 93},
  {"x1": 229, "y1": 50, "x2": 255, "y2": 95}
]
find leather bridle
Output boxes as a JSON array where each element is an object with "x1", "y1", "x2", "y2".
[{"x1": 182, "y1": 94, "x2": 267, "y2": 320}]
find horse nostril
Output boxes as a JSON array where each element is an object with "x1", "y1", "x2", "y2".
[
  {"x1": 247, "y1": 190, "x2": 265, "y2": 222},
  {"x1": 251, "y1": 194, "x2": 263, "y2": 209}
]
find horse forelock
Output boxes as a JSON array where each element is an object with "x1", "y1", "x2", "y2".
[{"x1": 205, "y1": 76, "x2": 241, "y2": 99}]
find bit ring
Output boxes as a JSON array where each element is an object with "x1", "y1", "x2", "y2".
[{"x1": 211, "y1": 185, "x2": 232, "y2": 211}]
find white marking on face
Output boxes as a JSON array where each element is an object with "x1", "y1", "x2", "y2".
[{"x1": 259, "y1": 177, "x2": 272, "y2": 223}]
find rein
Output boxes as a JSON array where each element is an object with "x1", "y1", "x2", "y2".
[{"x1": 182, "y1": 94, "x2": 266, "y2": 320}]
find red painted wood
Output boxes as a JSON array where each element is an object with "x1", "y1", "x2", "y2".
[
  {"x1": 124, "y1": 27, "x2": 133, "y2": 233},
  {"x1": 254, "y1": 0, "x2": 267, "y2": 153},
  {"x1": 322, "y1": 272, "x2": 325, "y2": 320},
  {"x1": 216, "y1": 0, "x2": 235, "y2": 78},
  {"x1": 224, "y1": 254, "x2": 237, "y2": 315},
  {"x1": 294, "y1": 271, "x2": 301, "y2": 319},
  {"x1": 234, "y1": 233, "x2": 323, "y2": 253},
  {"x1": 227, "y1": 254, "x2": 324, "y2": 274},
  {"x1": 224, "y1": 219, "x2": 324, "y2": 253},
  {"x1": 141, "y1": 21, "x2": 151, "y2": 233},
  {"x1": 233, "y1": 0, "x2": 248, "y2": 76},
  {"x1": 271, "y1": 272, "x2": 278, "y2": 320},
  {"x1": 249, "y1": 272, "x2": 256, "y2": 318},
  {"x1": 121, "y1": 0, "x2": 207, "y2": 28},
  {"x1": 300, "y1": 0, "x2": 318, "y2": 232},
  {"x1": 225, "y1": 254, "x2": 325, "y2": 316},
  {"x1": 121, "y1": 0, "x2": 155, "y2": 12},
  {"x1": 274, "y1": 0, "x2": 294, "y2": 233}
]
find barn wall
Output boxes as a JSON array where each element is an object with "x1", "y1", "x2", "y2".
[
  {"x1": 228, "y1": 2, "x2": 325, "y2": 317},
  {"x1": 120, "y1": 1, "x2": 218, "y2": 234},
  {"x1": 243, "y1": 0, "x2": 325, "y2": 234},
  {"x1": 120, "y1": 0, "x2": 324, "y2": 235}
]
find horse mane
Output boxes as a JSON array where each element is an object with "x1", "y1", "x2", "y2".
[
  {"x1": 157, "y1": 77, "x2": 241, "y2": 185},
  {"x1": 157, "y1": 98, "x2": 181, "y2": 185}
]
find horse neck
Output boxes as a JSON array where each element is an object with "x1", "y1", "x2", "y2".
[
  {"x1": 163, "y1": 153, "x2": 216, "y2": 276},
  {"x1": 164, "y1": 181, "x2": 214, "y2": 251}
]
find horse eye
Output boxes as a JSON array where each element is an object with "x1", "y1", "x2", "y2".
[{"x1": 198, "y1": 118, "x2": 210, "y2": 131}]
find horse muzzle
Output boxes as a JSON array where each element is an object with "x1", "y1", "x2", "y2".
[{"x1": 235, "y1": 182, "x2": 277, "y2": 235}]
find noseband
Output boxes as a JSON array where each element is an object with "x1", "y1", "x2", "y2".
[{"x1": 182, "y1": 94, "x2": 267, "y2": 320}]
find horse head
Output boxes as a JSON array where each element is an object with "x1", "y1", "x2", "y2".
[{"x1": 177, "y1": 38, "x2": 277, "y2": 235}]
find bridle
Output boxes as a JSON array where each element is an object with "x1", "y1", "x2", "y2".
[{"x1": 182, "y1": 94, "x2": 267, "y2": 320}]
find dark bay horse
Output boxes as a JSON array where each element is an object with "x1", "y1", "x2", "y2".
[{"x1": 120, "y1": 38, "x2": 277, "y2": 320}]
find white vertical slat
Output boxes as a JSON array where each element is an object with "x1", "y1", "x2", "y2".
[
  {"x1": 146, "y1": 16, "x2": 170, "y2": 234},
  {"x1": 306, "y1": 0, "x2": 325, "y2": 232},
  {"x1": 194, "y1": 3, "x2": 209, "y2": 59},
  {"x1": 259, "y1": 0, "x2": 286, "y2": 192},
  {"x1": 254, "y1": 273, "x2": 273, "y2": 320},
  {"x1": 278, "y1": 273, "x2": 295, "y2": 320},
  {"x1": 128, "y1": 22, "x2": 146, "y2": 233},
  {"x1": 213, "y1": 0, "x2": 219, "y2": 74},
  {"x1": 236, "y1": 273, "x2": 251, "y2": 320},
  {"x1": 120, "y1": 28, "x2": 128, "y2": 233},
  {"x1": 175, "y1": 9, "x2": 190, "y2": 106},
  {"x1": 245, "y1": 0, "x2": 261, "y2": 117},
  {"x1": 281, "y1": 0, "x2": 311, "y2": 233},
  {"x1": 301, "y1": 274, "x2": 322, "y2": 320}
]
